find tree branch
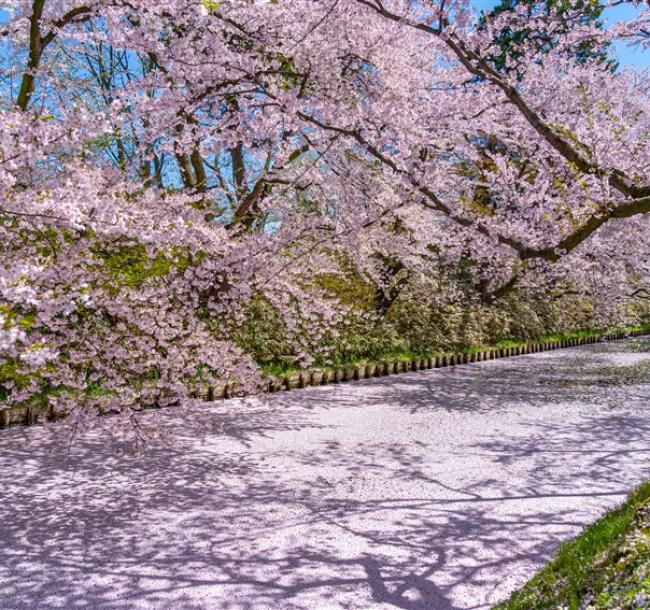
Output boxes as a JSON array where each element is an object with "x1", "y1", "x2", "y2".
[{"x1": 352, "y1": 0, "x2": 649, "y2": 200}]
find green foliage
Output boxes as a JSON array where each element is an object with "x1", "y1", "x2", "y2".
[
  {"x1": 94, "y1": 243, "x2": 181, "y2": 289},
  {"x1": 325, "y1": 320, "x2": 397, "y2": 366},
  {"x1": 315, "y1": 266, "x2": 380, "y2": 311},
  {"x1": 226, "y1": 297, "x2": 295, "y2": 366},
  {"x1": 0, "y1": 357, "x2": 63, "y2": 410}
]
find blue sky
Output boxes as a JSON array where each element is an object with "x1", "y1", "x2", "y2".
[
  {"x1": 471, "y1": 0, "x2": 650, "y2": 69},
  {"x1": 603, "y1": 3, "x2": 649, "y2": 68}
]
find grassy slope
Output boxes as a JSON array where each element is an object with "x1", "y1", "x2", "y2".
[{"x1": 494, "y1": 481, "x2": 650, "y2": 610}]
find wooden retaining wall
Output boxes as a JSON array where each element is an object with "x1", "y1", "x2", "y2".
[{"x1": 2, "y1": 328, "x2": 649, "y2": 430}]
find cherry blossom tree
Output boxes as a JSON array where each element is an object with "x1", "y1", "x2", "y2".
[{"x1": 1, "y1": 0, "x2": 649, "y2": 437}]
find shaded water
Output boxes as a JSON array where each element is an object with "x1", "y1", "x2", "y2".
[{"x1": 1, "y1": 338, "x2": 650, "y2": 610}]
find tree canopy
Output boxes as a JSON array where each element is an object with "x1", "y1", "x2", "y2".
[{"x1": 1, "y1": 0, "x2": 649, "y2": 436}]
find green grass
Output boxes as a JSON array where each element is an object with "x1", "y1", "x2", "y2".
[
  {"x1": 260, "y1": 348, "x2": 430, "y2": 377},
  {"x1": 260, "y1": 362, "x2": 299, "y2": 377},
  {"x1": 440, "y1": 324, "x2": 650, "y2": 357},
  {"x1": 494, "y1": 481, "x2": 650, "y2": 610}
]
